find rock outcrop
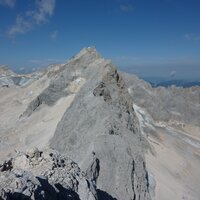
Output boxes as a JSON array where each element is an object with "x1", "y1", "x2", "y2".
[{"x1": 0, "y1": 149, "x2": 97, "y2": 200}]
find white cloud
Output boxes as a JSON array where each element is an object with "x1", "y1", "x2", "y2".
[
  {"x1": 0, "y1": 0, "x2": 16, "y2": 8},
  {"x1": 8, "y1": 0, "x2": 56, "y2": 38},
  {"x1": 50, "y1": 30, "x2": 58, "y2": 39},
  {"x1": 184, "y1": 33, "x2": 200, "y2": 41},
  {"x1": 31, "y1": 0, "x2": 56, "y2": 24},
  {"x1": 8, "y1": 15, "x2": 33, "y2": 36}
]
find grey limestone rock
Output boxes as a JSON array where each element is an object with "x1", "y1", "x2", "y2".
[
  {"x1": 50, "y1": 48, "x2": 151, "y2": 200},
  {"x1": 0, "y1": 149, "x2": 97, "y2": 200}
]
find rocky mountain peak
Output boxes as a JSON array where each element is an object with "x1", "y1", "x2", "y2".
[
  {"x1": 0, "y1": 48, "x2": 151, "y2": 200},
  {"x1": 75, "y1": 47, "x2": 101, "y2": 59},
  {"x1": 47, "y1": 49, "x2": 151, "y2": 200}
]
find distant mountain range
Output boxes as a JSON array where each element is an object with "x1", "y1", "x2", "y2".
[{"x1": 142, "y1": 77, "x2": 200, "y2": 88}]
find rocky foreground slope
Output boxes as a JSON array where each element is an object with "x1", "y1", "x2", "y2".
[
  {"x1": 0, "y1": 47, "x2": 200, "y2": 200},
  {"x1": 0, "y1": 148, "x2": 98, "y2": 200}
]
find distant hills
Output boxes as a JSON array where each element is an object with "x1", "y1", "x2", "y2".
[{"x1": 142, "y1": 77, "x2": 200, "y2": 88}]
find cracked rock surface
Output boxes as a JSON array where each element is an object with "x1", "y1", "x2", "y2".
[{"x1": 0, "y1": 149, "x2": 97, "y2": 200}]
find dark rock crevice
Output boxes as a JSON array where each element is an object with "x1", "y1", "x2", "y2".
[
  {"x1": 131, "y1": 158, "x2": 150, "y2": 200},
  {"x1": 97, "y1": 189, "x2": 117, "y2": 200}
]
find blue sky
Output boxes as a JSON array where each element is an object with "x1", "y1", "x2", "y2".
[{"x1": 0, "y1": 0, "x2": 200, "y2": 80}]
